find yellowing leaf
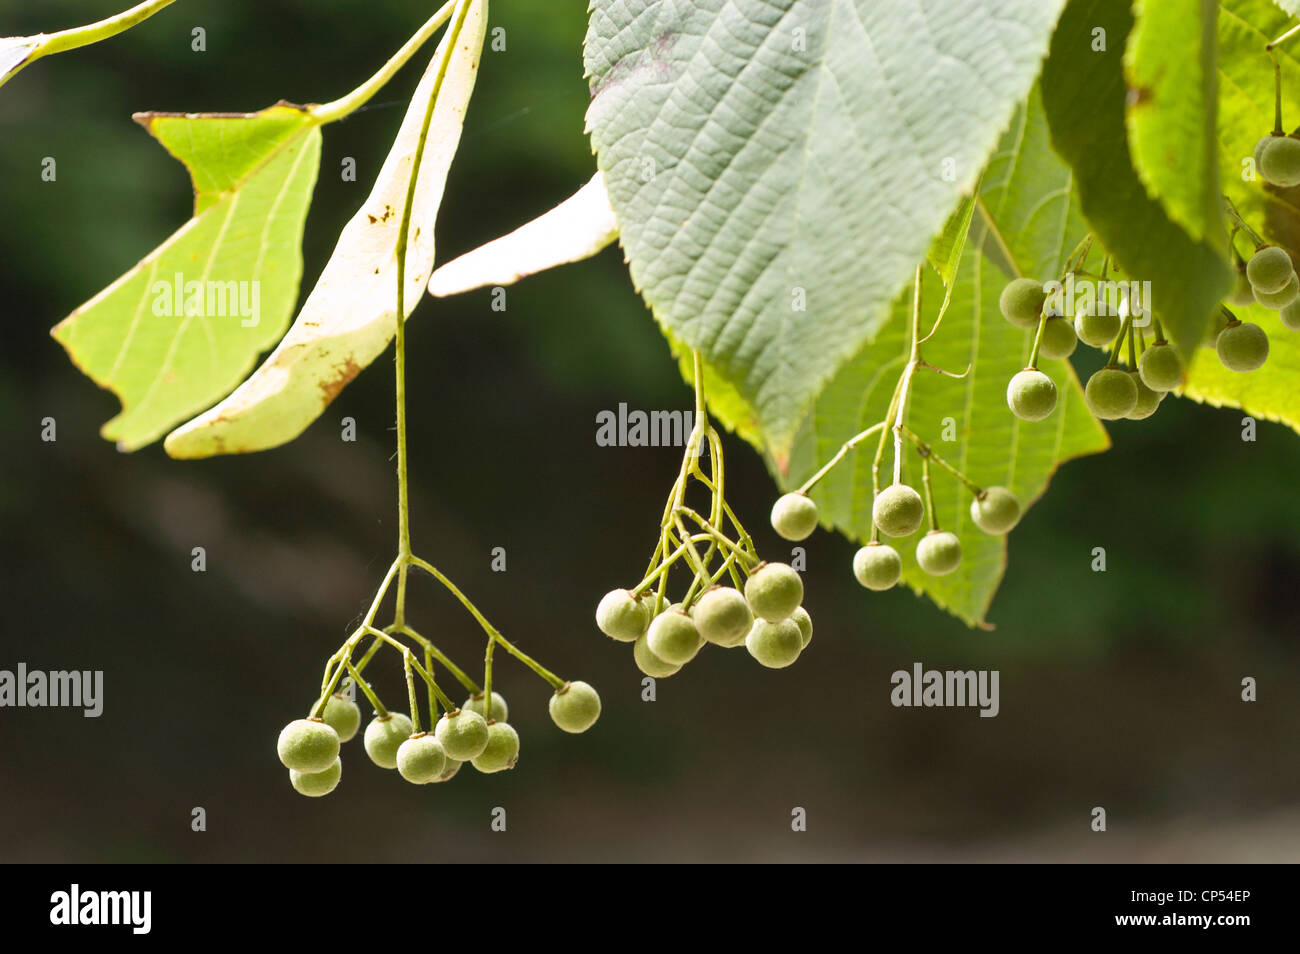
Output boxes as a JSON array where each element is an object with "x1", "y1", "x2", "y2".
[
  {"x1": 164, "y1": 0, "x2": 488, "y2": 459},
  {"x1": 51, "y1": 103, "x2": 323, "y2": 451}
]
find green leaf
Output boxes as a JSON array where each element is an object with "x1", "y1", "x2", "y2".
[
  {"x1": 928, "y1": 192, "x2": 979, "y2": 288},
  {"x1": 777, "y1": 91, "x2": 1110, "y2": 627},
  {"x1": 1180, "y1": 0, "x2": 1300, "y2": 431},
  {"x1": 428, "y1": 172, "x2": 617, "y2": 298},
  {"x1": 585, "y1": 0, "x2": 1069, "y2": 463},
  {"x1": 51, "y1": 103, "x2": 322, "y2": 451},
  {"x1": 164, "y1": 1, "x2": 488, "y2": 459},
  {"x1": 1041, "y1": 0, "x2": 1234, "y2": 357},
  {"x1": 1126, "y1": 0, "x2": 1223, "y2": 243}
]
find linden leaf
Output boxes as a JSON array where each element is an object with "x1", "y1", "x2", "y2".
[{"x1": 51, "y1": 103, "x2": 322, "y2": 451}]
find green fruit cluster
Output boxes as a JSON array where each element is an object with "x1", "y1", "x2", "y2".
[
  {"x1": 851, "y1": 483, "x2": 1020, "y2": 593},
  {"x1": 610, "y1": 562, "x2": 814, "y2": 676},
  {"x1": 281, "y1": 667, "x2": 589, "y2": 795}
]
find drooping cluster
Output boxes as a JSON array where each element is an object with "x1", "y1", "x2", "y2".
[
  {"x1": 597, "y1": 557, "x2": 812, "y2": 673},
  {"x1": 278, "y1": 675, "x2": 600, "y2": 796},
  {"x1": 844, "y1": 477, "x2": 1020, "y2": 593},
  {"x1": 999, "y1": 221, "x2": 1294, "y2": 430},
  {"x1": 596, "y1": 354, "x2": 815, "y2": 674}
]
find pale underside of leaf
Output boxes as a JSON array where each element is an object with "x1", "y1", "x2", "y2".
[
  {"x1": 164, "y1": 1, "x2": 488, "y2": 459},
  {"x1": 0, "y1": 36, "x2": 40, "y2": 88},
  {"x1": 585, "y1": 0, "x2": 1069, "y2": 464},
  {"x1": 51, "y1": 103, "x2": 323, "y2": 451},
  {"x1": 428, "y1": 172, "x2": 617, "y2": 297}
]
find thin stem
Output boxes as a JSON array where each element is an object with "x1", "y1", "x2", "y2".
[
  {"x1": 491, "y1": 635, "x2": 565, "y2": 691},
  {"x1": 1027, "y1": 307, "x2": 1049, "y2": 368},
  {"x1": 1267, "y1": 23, "x2": 1300, "y2": 52},
  {"x1": 31, "y1": 0, "x2": 177, "y2": 60},
  {"x1": 403, "y1": 651, "x2": 422, "y2": 734},
  {"x1": 796, "y1": 422, "x2": 886, "y2": 494},
  {"x1": 1223, "y1": 196, "x2": 1267, "y2": 248},
  {"x1": 309, "y1": 1, "x2": 458, "y2": 124},
  {"x1": 920, "y1": 455, "x2": 939, "y2": 532},
  {"x1": 482, "y1": 638, "x2": 497, "y2": 721},
  {"x1": 1266, "y1": 47, "x2": 1287, "y2": 134},
  {"x1": 346, "y1": 661, "x2": 387, "y2": 718},
  {"x1": 407, "y1": 556, "x2": 499, "y2": 642},
  {"x1": 401, "y1": 624, "x2": 480, "y2": 694},
  {"x1": 424, "y1": 647, "x2": 439, "y2": 721},
  {"x1": 890, "y1": 269, "x2": 924, "y2": 486},
  {"x1": 1106, "y1": 314, "x2": 1134, "y2": 367},
  {"x1": 899, "y1": 426, "x2": 983, "y2": 495}
]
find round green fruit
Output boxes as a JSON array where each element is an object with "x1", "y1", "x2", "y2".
[
  {"x1": 595, "y1": 588, "x2": 651, "y2": 642},
  {"x1": 872, "y1": 484, "x2": 925, "y2": 538},
  {"x1": 396, "y1": 733, "x2": 447, "y2": 784},
  {"x1": 790, "y1": 606, "x2": 813, "y2": 649},
  {"x1": 290, "y1": 757, "x2": 341, "y2": 798},
  {"x1": 1137, "y1": 343, "x2": 1182, "y2": 392},
  {"x1": 852, "y1": 542, "x2": 901, "y2": 591},
  {"x1": 320, "y1": 694, "x2": 361, "y2": 744},
  {"x1": 432, "y1": 758, "x2": 463, "y2": 783},
  {"x1": 633, "y1": 633, "x2": 682, "y2": 675},
  {"x1": 1246, "y1": 245, "x2": 1294, "y2": 294},
  {"x1": 744, "y1": 619, "x2": 804, "y2": 669},
  {"x1": 743, "y1": 562, "x2": 805, "y2": 621},
  {"x1": 1280, "y1": 298, "x2": 1300, "y2": 331},
  {"x1": 999, "y1": 277, "x2": 1047, "y2": 328},
  {"x1": 1253, "y1": 273, "x2": 1299, "y2": 309},
  {"x1": 277, "y1": 718, "x2": 340, "y2": 774},
  {"x1": 1038, "y1": 317, "x2": 1078, "y2": 360},
  {"x1": 1084, "y1": 367, "x2": 1138, "y2": 420},
  {"x1": 463, "y1": 690, "x2": 509, "y2": 724},
  {"x1": 646, "y1": 609, "x2": 704, "y2": 664},
  {"x1": 1255, "y1": 134, "x2": 1278, "y2": 167},
  {"x1": 471, "y1": 721, "x2": 521, "y2": 773},
  {"x1": 915, "y1": 531, "x2": 962, "y2": 576},
  {"x1": 549, "y1": 680, "x2": 601, "y2": 733},
  {"x1": 434, "y1": 709, "x2": 490, "y2": 761},
  {"x1": 363, "y1": 712, "x2": 413, "y2": 770},
  {"x1": 693, "y1": 586, "x2": 754, "y2": 647},
  {"x1": 969, "y1": 486, "x2": 1021, "y2": 535},
  {"x1": 769, "y1": 492, "x2": 819, "y2": 541},
  {"x1": 1006, "y1": 369, "x2": 1058, "y2": 422},
  {"x1": 1126, "y1": 371, "x2": 1161, "y2": 420},
  {"x1": 1074, "y1": 306, "x2": 1121, "y2": 348},
  {"x1": 1260, "y1": 135, "x2": 1300, "y2": 187},
  {"x1": 1217, "y1": 321, "x2": 1270, "y2": 372}
]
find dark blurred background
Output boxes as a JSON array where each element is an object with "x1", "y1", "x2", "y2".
[{"x1": 0, "y1": 0, "x2": 1297, "y2": 863}]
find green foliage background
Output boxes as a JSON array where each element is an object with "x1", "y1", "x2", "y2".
[{"x1": 0, "y1": 0, "x2": 1298, "y2": 860}]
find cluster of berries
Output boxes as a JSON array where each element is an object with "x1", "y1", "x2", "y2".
[
  {"x1": 276, "y1": 680, "x2": 600, "y2": 796},
  {"x1": 1000, "y1": 235, "x2": 1290, "y2": 428},
  {"x1": 598, "y1": 561, "x2": 812, "y2": 673},
  {"x1": 766, "y1": 475, "x2": 1019, "y2": 595}
]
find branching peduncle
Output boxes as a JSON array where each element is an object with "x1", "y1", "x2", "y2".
[
  {"x1": 1223, "y1": 196, "x2": 1267, "y2": 248},
  {"x1": 899, "y1": 426, "x2": 982, "y2": 496}
]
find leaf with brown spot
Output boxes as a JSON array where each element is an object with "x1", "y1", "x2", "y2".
[{"x1": 164, "y1": 0, "x2": 488, "y2": 458}]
